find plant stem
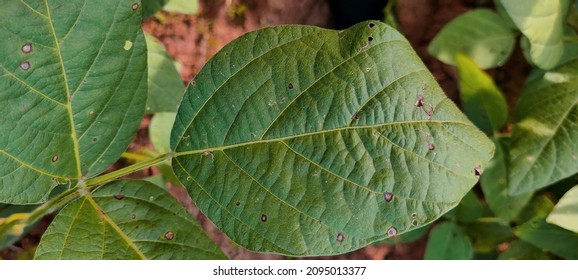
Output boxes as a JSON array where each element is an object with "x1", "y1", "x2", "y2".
[
  {"x1": 121, "y1": 151, "x2": 152, "y2": 162},
  {"x1": 85, "y1": 153, "x2": 170, "y2": 187}
]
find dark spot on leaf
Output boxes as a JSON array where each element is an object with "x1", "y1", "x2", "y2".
[
  {"x1": 336, "y1": 232, "x2": 344, "y2": 243},
  {"x1": 20, "y1": 61, "x2": 31, "y2": 71},
  {"x1": 195, "y1": 239, "x2": 199, "y2": 244},
  {"x1": 367, "y1": 36, "x2": 373, "y2": 42},
  {"x1": 411, "y1": 213, "x2": 417, "y2": 219},
  {"x1": 474, "y1": 165, "x2": 482, "y2": 179},
  {"x1": 428, "y1": 142, "x2": 435, "y2": 151},
  {"x1": 131, "y1": 2, "x2": 139, "y2": 10},
  {"x1": 261, "y1": 214, "x2": 267, "y2": 222},
  {"x1": 92, "y1": 137, "x2": 98, "y2": 142},
  {"x1": 368, "y1": 22, "x2": 375, "y2": 28},
  {"x1": 387, "y1": 226, "x2": 397, "y2": 237},
  {"x1": 190, "y1": 80, "x2": 196, "y2": 86},
  {"x1": 21, "y1": 43, "x2": 32, "y2": 53},
  {"x1": 414, "y1": 95, "x2": 424, "y2": 108},
  {"x1": 164, "y1": 231, "x2": 174, "y2": 240},
  {"x1": 203, "y1": 150, "x2": 214, "y2": 158},
  {"x1": 412, "y1": 219, "x2": 418, "y2": 226},
  {"x1": 113, "y1": 194, "x2": 124, "y2": 200},
  {"x1": 287, "y1": 83, "x2": 293, "y2": 89},
  {"x1": 131, "y1": 214, "x2": 136, "y2": 219},
  {"x1": 384, "y1": 192, "x2": 393, "y2": 202},
  {"x1": 352, "y1": 112, "x2": 359, "y2": 121},
  {"x1": 51, "y1": 155, "x2": 59, "y2": 162},
  {"x1": 235, "y1": 201, "x2": 240, "y2": 206}
]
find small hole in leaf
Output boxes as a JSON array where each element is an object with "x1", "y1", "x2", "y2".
[
  {"x1": 287, "y1": 83, "x2": 293, "y2": 89},
  {"x1": 367, "y1": 36, "x2": 373, "y2": 42},
  {"x1": 113, "y1": 194, "x2": 124, "y2": 200},
  {"x1": 387, "y1": 226, "x2": 398, "y2": 237},
  {"x1": 261, "y1": 214, "x2": 267, "y2": 222},
  {"x1": 51, "y1": 155, "x2": 59, "y2": 162},
  {"x1": 384, "y1": 192, "x2": 393, "y2": 202},
  {"x1": 20, "y1": 61, "x2": 31, "y2": 71},
  {"x1": 412, "y1": 219, "x2": 418, "y2": 226},
  {"x1": 131, "y1": 2, "x2": 139, "y2": 10},
  {"x1": 336, "y1": 232, "x2": 344, "y2": 243},
  {"x1": 21, "y1": 43, "x2": 32, "y2": 53},
  {"x1": 164, "y1": 231, "x2": 174, "y2": 240},
  {"x1": 474, "y1": 165, "x2": 482, "y2": 179},
  {"x1": 368, "y1": 22, "x2": 375, "y2": 28}
]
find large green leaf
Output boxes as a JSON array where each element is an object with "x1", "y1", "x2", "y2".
[
  {"x1": 547, "y1": 185, "x2": 578, "y2": 233},
  {"x1": 170, "y1": 21, "x2": 494, "y2": 256},
  {"x1": 514, "y1": 217, "x2": 578, "y2": 259},
  {"x1": 499, "y1": 0, "x2": 568, "y2": 69},
  {"x1": 34, "y1": 180, "x2": 226, "y2": 259},
  {"x1": 145, "y1": 34, "x2": 184, "y2": 113},
  {"x1": 428, "y1": 9, "x2": 515, "y2": 69},
  {"x1": 455, "y1": 53, "x2": 508, "y2": 134},
  {"x1": 508, "y1": 59, "x2": 578, "y2": 195},
  {"x1": 0, "y1": 0, "x2": 147, "y2": 203},
  {"x1": 424, "y1": 222, "x2": 473, "y2": 260},
  {"x1": 481, "y1": 137, "x2": 533, "y2": 222}
]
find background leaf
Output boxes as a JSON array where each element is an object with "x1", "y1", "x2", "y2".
[
  {"x1": 514, "y1": 217, "x2": 578, "y2": 259},
  {"x1": 428, "y1": 9, "x2": 515, "y2": 69},
  {"x1": 498, "y1": 240, "x2": 550, "y2": 260},
  {"x1": 481, "y1": 137, "x2": 533, "y2": 222},
  {"x1": 424, "y1": 222, "x2": 473, "y2": 260},
  {"x1": 462, "y1": 220, "x2": 514, "y2": 252},
  {"x1": 171, "y1": 21, "x2": 494, "y2": 256},
  {"x1": 499, "y1": 0, "x2": 568, "y2": 69},
  {"x1": 455, "y1": 53, "x2": 509, "y2": 133},
  {"x1": 34, "y1": 180, "x2": 226, "y2": 259},
  {"x1": 145, "y1": 34, "x2": 185, "y2": 113},
  {"x1": 150, "y1": 112, "x2": 177, "y2": 154},
  {"x1": 508, "y1": 59, "x2": 578, "y2": 195},
  {"x1": 0, "y1": 0, "x2": 147, "y2": 203},
  {"x1": 547, "y1": 185, "x2": 578, "y2": 233},
  {"x1": 163, "y1": 0, "x2": 198, "y2": 14},
  {"x1": 142, "y1": 0, "x2": 169, "y2": 18}
]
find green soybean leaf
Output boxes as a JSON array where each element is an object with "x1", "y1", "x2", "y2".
[
  {"x1": 481, "y1": 137, "x2": 533, "y2": 222},
  {"x1": 499, "y1": 0, "x2": 568, "y2": 69},
  {"x1": 171, "y1": 21, "x2": 494, "y2": 256},
  {"x1": 379, "y1": 224, "x2": 429, "y2": 245},
  {"x1": 163, "y1": 0, "x2": 198, "y2": 14},
  {"x1": 150, "y1": 112, "x2": 177, "y2": 154},
  {"x1": 547, "y1": 185, "x2": 578, "y2": 233},
  {"x1": 515, "y1": 194, "x2": 555, "y2": 225},
  {"x1": 448, "y1": 190, "x2": 484, "y2": 223},
  {"x1": 455, "y1": 53, "x2": 508, "y2": 134},
  {"x1": 498, "y1": 240, "x2": 550, "y2": 260},
  {"x1": 145, "y1": 34, "x2": 184, "y2": 113},
  {"x1": 508, "y1": 59, "x2": 578, "y2": 195},
  {"x1": 142, "y1": 0, "x2": 169, "y2": 18},
  {"x1": 0, "y1": 0, "x2": 147, "y2": 204},
  {"x1": 428, "y1": 9, "x2": 515, "y2": 69},
  {"x1": 514, "y1": 217, "x2": 578, "y2": 259},
  {"x1": 0, "y1": 204, "x2": 37, "y2": 248},
  {"x1": 424, "y1": 222, "x2": 473, "y2": 260},
  {"x1": 462, "y1": 219, "x2": 514, "y2": 252},
  {"x1": 34, "y1": 180, "x2": 226, "y2": 259}
]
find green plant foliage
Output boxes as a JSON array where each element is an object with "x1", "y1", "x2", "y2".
[
  {"x1": 170, "y1": 21, "x2": 494, "y2": 256},
  {"x1": 449, "y1": 190, "x2": 484, "y2": 223},
  {"x1": 514, "y1": 194, "x2": 555, "y2": 225},
  {"x1": 380, "y1": 224, "x2": 429, "y2": 245},
  {"x1": 34, "y1": 180, "x2": 226, "y2": 259},
  {"x1": 145, "y1": 34, "x2": 185, "y2": 113},
  {"x1": 0, "y1": 204, "x2": 36, "y2": 248},
  {"x1": 163, "y1": 0, "x2": 198, "y2": 14},
  {"x1": 142, "y1": 0, "x2": 169, "y2": 18},
  {"x1": 150, "y1": 112, "x2": 177, "y2": 153},
  {"x1": 455, "y1": 53, "x2": 508, "y2": 134},
  {"x1": 547, "y1": 185, "x2": 578, "y2": 233},
  {"x1": 514, "y1": 217, "x2": 578, "y2": 259},
  {"x1": 498, "y1": 240, "x2": 550, "y2": 260},
  {"x1": 428, "y1": 9, "x2": 515, "y2": 69},
  {"x1": 424, "y1": 222, "x2": 473, "y2": 259},
  {"x1": 481, "y1": 137, "x2": 533, "y2": 222},
  {"x1": 0, "y1": 0, "x2": 147, "y2": 204},
  {"x1": 499, "y1": 0, "x2": 569, "y2": 69},
  {"x1": 462, "y1": 220, "x2": 514, "y2": 252},
  {"x1": 508, "y1": 59, "x2": 578, "y2": 195}
]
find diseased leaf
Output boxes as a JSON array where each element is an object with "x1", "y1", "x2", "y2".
[
  {"x1": 424, "y1": 222, "x2": 473, "y2": 260},
  {"x1": 145, "y1": 34, "x2": 185, "y2": 113},
  {"x1": 508, "y1": 59, "x2": 578, "y2": 195},
  {"x1": 481, "y1": 137, "x2": 533, "y2": 222},
  {"x1": 380, "y1": 224, "x2": 429, "y2": 245},
  {"x1": 547, "y1": 185, "x2": 578, "y2": 233},
  {"x1": 499, "y1": 0, "x2": 568, "y2": 69},
  {"x1": 514, "y1": 217, "x2": 578, "y2": 259},
  {"x1": 498, "y1": 240, "x2": 550, "y2": 260},
  {"x1": 0, "y1": 0, "x2": 147, "y2": 203},
  {"x1": 34, "y1": 180, "x2": 226, "y2": 260},
  {"x1": 455, "y1": 53, "x2": 508, "y2": 133},
  {"x1": 428, "y1": 9, "x2": 515, "y2": 69},
  {"x1": 171, "y1": 21, "x2": 494, "y2": 256}
]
